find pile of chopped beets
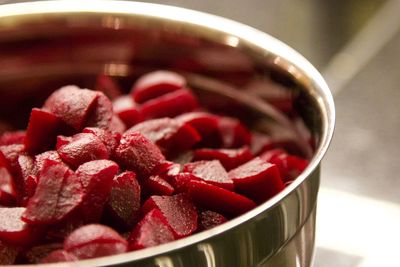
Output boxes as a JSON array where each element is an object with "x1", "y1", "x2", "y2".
[{"x1": 0, "y1": 71, "x2": 309, "y2": 264}]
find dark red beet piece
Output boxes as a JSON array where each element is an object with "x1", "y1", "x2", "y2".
[
  {"x1": 188, "y1": 180, "x2": 256, "y2": 216},
  {"x1": 193, "y1": 147, "x2": 253, "y2": 171},
  {"x1": 82, "y1": 127, "x2": 121, "y2": 158},
  {"x1": 128, "y1": 118, "x2": 201, "y2": 154},
  {"x1": 266, "y1": 153, "x2": 308, "y2": 183},
  {"x1": 250, "y1": 132, "x2": 275, "y2": 155},
  {"x1": 0, "y1": 144, "x2": 25, "y2": 177},
  {"x1": 169, "y1": 173, "x2": 198, "y2": 193},
  {"x1": 175, "y1": 112, "x2": 219, "y2": 138},
  {"x1": 228, "y1": 157, "x2": 284, "y2": 203},
  {"x1": 113, "y1": 95, "x2": 142, "y2": 127},
  {"x1": 64, "y1": 224, "x2": 128, "y2": 260},
  {"x1": 142, "y1": 175, "x2": 174, "y2": 197},
  {"x1": 31, "y1": 150, "x2": 62, "y2": 177},
  {"x1": 24, "y1": 108, "x2": 64, "y2": 154},
  {"x1": 0, "y1": 207, "x2": 40, "y2": 246},
  {"x1": 76, "y1": 160, "x2": 119, "y2": 223},
  {"x1": 199, "y1": 210, "x2": 227, "y2": 230},
  {"x1": 128, "y1": 209, "x2": 175, "y2": 250},
  {"x1": 105, "y1": 171, "x2": 141, "y2": 229},
  {"x1": 57, "y1": 133, "x2": 109, "y2": 169},
  {"x1": 95, "y1": 74, "x2": 122, "y2": 100},
  {"x1": 217, "y1": 117, "x2": 251, "y2": 148},
  {"x1": 183, "y1": 160, "x2": 233, "y2": 190},
  {"x1": 114, "y1": 132, "x2": 166, "y2": 178},
  {"x1": 23, "y1": 160, "x2": 83, "y2": 224},
  {"x1": 86, "y1": 92, "x2": 113, "y2": 130},
  {"x1": 0, "y1": 167, "x2": 17, "y2": 206},
  {"x1": 259, "y1": 148, "x2": 287, "y2": 162},
  {"x1": 45, "y1": 214, "x2": 84, "y2": 242},
  {"x1": 142, "y1": 194, "x2": 197, "y2": 238},
  {"x1": 24, "y1": 243, "x2": 63, "y2": 263},
  {"x1": 44, "y1": 85, "x2": 98, "y2": 131},
  {"x1": 109, "y1": 115, "x2": 127, "y2": 133},
  {"x1": 0, "y1": 240, "x2": 18, "y2": 265},
  {"x1": 40, "y1": 249, "x2": 77, "y2": 263},
  {"x1": 131, "y1": 70, "x2": 185, "y2": 103},
  {"x1": 140, "y1": 88, "x2": 198, "y2": 119},
  {"x1": 0, "y1": 131, "x2": 25, "y2": 146}
]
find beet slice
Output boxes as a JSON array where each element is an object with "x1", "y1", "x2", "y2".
[
  {"x1": 113, "y1": 95, "x2": 142, "y2": 127},
  {"x1": 57, "y1": 133, "x2": 109, "y2": 169},
  {"x1": 31, "y1": 150, "x2": 62, "y2": 177},
  {"x1": 217, "y1": 116, "x2": 251, "y2": 148},
  {"x1": 0, "y1": 144, "x2": 25, "y2": 177},
  {"x1": 188, "y1": 180, "x2": 256, "y2": 216},
  {"x1": 131, "y1": 70, "x2": 185, "y2": 103},
  {"x1": 259, "y1": 148, "x2": 287, "y2": 162},
  {"x1": 142, "y1": 175, "x2": 174, "y2": 197},
  {"x1": 140, "y1": 88, "x2": 198, "y2": 119},
  {"x1": 0, "y1": 167, "x2": 17, "y2": 206},
  {"x1": 109, "y1": 115, "x2": 127, "y2": 133},
  {"x1": 265, "y1": 153, "x2": 309, "y2": 183},
  {"x1": 128, "y1": 118, "x2": 201, "y2": 154},
  {"x1": 44, "y1": 85, "x2": 98, "y2": 131},
  {"x1": 86, "y1": 92, "x2": 113, "y2": 129},
  {"x1": 22, "y1": 160, "x2": 83, "y2": 224},
  {"x1": 82, "y1": 127, "x2": 120, "y2": 158},
  {"x1": 0, "y1": 131, "x2": 25, "y2": 146},
  {"x1": 0, "y1": 207, "x2": 40, "y2": 246},
  {"x1": 24, "y1": 108, "x2": 64, "y2": 154},
  {"x1": 193, "y1": 147, "x2": 253, "y2": 171},
  {"x1": 183, "y1": 160, "x2": 233, "y2": 190},
  {"x1": 168, "y1": 172, "x2": 198, "y2": 193},
  {"x1": 142, "y1": 194, "x2": 197, "y2": 238},
  {"x1": 228, "y1": 157, "x2": 284, "y2": 203},
  {"x1": 250, "y1": 132, "x2": 275, "y2": 155},
  {"x1": 105, "y1": 171, "x2": 141, "y2": 229},
  {"x1": 128, "y1": 209, "x2": 175, "y2": 250},
  {"x1": 64, "y1": 224, "x2": 128, "y2": 260},
  {"x1": 24, "y1": 242, "x2": 63, "y2": 263},
  {"x1": 40, "y1": 249, "x2": 77, "y2": 263},
  {"x1": 199, "y1": 210, "x2": 227, "y2": 230},
  {"x1": 0, "y1": 240, "x2": 18, "y2": 265},
  {"x1": 175, "y1": 112, "x2": 219, "y2": 138},
  {"x1": 114, "y1": 132, "x2": 166, "y2": 178},
  {"x1": 76, "y1": 160, "x2": 119, "y2": 223}
]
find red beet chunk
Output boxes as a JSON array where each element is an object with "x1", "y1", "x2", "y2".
[
  {"x1": 140, "y1": 88, "x2": 198, "y2": 119},
  {"x1": 0, "y1": 131, "x2": 25, "y2": 146},
  {"x1": 105, "y1": 171, "x2": 141, "y2": 229},
  {"x1": 24, "y1": 108, "x2": 64, "y2": 154},
  {"x1": 0, "y1": 207, "x2": 39, "y2": 246},
  {"x1": 228, "y1": 157, "x2": 284, "y2": 203},
  {"x1": 31, "y1": 150, "x2": 62, "y2": 177},
  {"x1": 86, "y1": 92, "x2": 113, "y2": 130},
  {"x1": 0, "y1": 240, "x2": 18, "y2": 265},
  {"x1": 128, "y1": 209, "x2": 175, "y2": 250},
  {"x1": 217, "y1": 117, "x2": 251, "y2": 148},
  {"x1": 45, "y1": 214, "x2": 84, "y2": 242},
  {"x1": 132, "y1": 70, "x2": 185, "y2": 103},
  {"x1": 169, "y1": 173, "x2": 198, "y2": 193},
  {"x1": 23, "y1": 242, "x2": 63, "y2": 263},
  {"x1": 199, "y1": 210, "x2": 227, "y2": 230},
  {"x1": 142, "y1": 175, "x2": 174, "y2": 197},
  {"x1": 183, "y1": 160, "x2": 233, "y2": 190},
  {"x1": 57, "y1": 133, "x2": 109, "y2": 169},
  {"x1": 259, "y1": 148, "x2": 287, "y2": 162},
  {"x1": 128, "y1": 118, "x2": 201, "y2": 154},
  {"x1": 175, "y1": 112, "x2": 219, "y2": 138},
  {"x1": 250, "y1": 132, "x2": 274, "y2": 155},
  {"x1": 23, "y1": 160, "x2": 83, "y2": 224},
  {"x1": 115, "y1": 132, "x2": 166, "y2": 178},
  {"x1": 95, "y1": 74, "x2": 122, "y2": 100},
  {"x1": 113, "y1": 95, "x2": 142, "y2": 127},
  {"x1": 193, "y1": 147, "x2": 253, "y2": 171},
  {"x1": 44, "y1": 85, "x2": 98, "y2": 131},
  {"x1": 0, "y1": 167, "x2": 17, "y2": 206},
  {"x1": 76, "y1": 160, "x2": 119, "y2": 223},
  {"x1": 64, "y1": 224, "x2": 128, "y2": 260},
  {"x1": 40, "y1": 249, "x2": 77, "y2": 263},
  {"x1": 188, "y1": 180, "x2": 256, "y2": 216},
  {"x1": 82, "y1": 127, "x2": 120, "y2": 158},
  {"x1": 109, "y1": 115, "x2": 127, "y2": 133},
  {"x1": 142, "y1": 194, "x2": 197, "y2": 238},
  {"x1": 0, "y1": 144, "x2": 25, "y2": 176},
  {"x1": 266, "y1": 153, "x2": 309, "y2": 183}
]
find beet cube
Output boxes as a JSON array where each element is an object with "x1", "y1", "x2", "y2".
[
  {"x1": 265, "y1": 153, "x2": 309, "y2": 183},
  {"x1": 188, "y1": 180, "x2": 256, "y2": 216},
  {"x1": 76, "y1": 160, "x2": 119, "y2": 223},
  {"x1": 0, "y1": 240, "x2": 18, "y2": 265},
  {"x1": 64, "y1": 224, "x2": 128, "y2": 260},
  {"x1": 115, "y1": 132, "x2": 166, "y2": 178},
  {"x1": 142, "y1": 175, "x2": 174, "y2": 197},
  {"x1": 217, "y1": 117, "x2": 251, "y2": 148},
  {"x1": 131, "y1": 70, "x2": 185, "y2": 103},
  {"x1": 142, "y1": 194, "x2": 197, "y2": 238},
  {"x1": 23, "y1": 242, "x2": 63, "y2": 263},
  {"x1": 23, "y1": 160, "x2": 83, "y2": 224},
  {"x1": 82, "y1": 127, "x2": 120, "y2": 158},
  {"x1": 109, "y1": 115, "x2": 127, "y2": 133},
  {"x1": 113, "y1": 95, "x2": 142, "y2": 127},
  {"x1": 0, "y1": 131, "x2": 25, "y2": 146},
  {"x1": 250, "y1": 132, "x2": 274, "y2": 155},
  {"x1": 128, "y1": 209, "x2": 175, "y2": 250},
  {"x1": 175, "y1": 112, "x2": 219, "y2": 138},
  {"x1": 31, "y1": 150, "x2": 62, "y2": 178},
  {"x1": 40, "y1": 249, "x2": 77, "y2": 263},
  {"x1": 193, "y1": 147, "x2": 253, "y2": 171},
  {"x1": 0, "y1": 144, "x2": 25, "y2": 177},
  {"x1": 228, "y1": 157, "x2": 284, "y2": 203},
  {"x1": 199, "y1": 210, "x2": 227, "y2": 230},
  {"x1": 183, "y1": 160, "x2": 233, "y2": 190},
  {"x1": 169, "y1": 173, "x2": 198, "y2": 193},
  {"x1": 105, "y1": 171, "x2": 141, "y2": 229},
  {"x1": 0, "y1": 167, "x2": 17, "y2": 206},
  {"x1": 140, "y1": 89, "x2": 198, "y2": 119},
  {"x1": 57, "y1": 133, "x2": 109, "y2": 169},
  {"x1": 86, "y1": 92, "x2": 113, "y2": 130}
]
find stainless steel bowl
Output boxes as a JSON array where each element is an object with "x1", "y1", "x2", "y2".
[{"x1": 0, "y1": 1, "x2": 335, "y2": 266}]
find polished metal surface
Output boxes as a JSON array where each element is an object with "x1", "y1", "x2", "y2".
[{"x1": 0, "y1": 1, "x2": 335, "y2": 266}]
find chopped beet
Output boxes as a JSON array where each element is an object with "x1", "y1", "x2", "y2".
[
  {"x1": 0, "y1": 240, "x2": 18, "y2": 265},
  {"x1": 40, "y1": 249, "x2": 77, "y2": 263},
  {"x1": 114, "y1": 132, "x2": 166, "y2": 178},
  {"x1": 0, "y1": 131, "x2": 25, "y2": 146},
  {"x1": 193, "y1": 147, "x2": 253, "y2": 171},
  {"x1": 0, "y1": 144, "x2": 25, "y2": 177},
  {"x1": 64, "y1": 224, "x2": 128, "y2": 260},
  {"x1": 142, "y1": 194, "x2": 197, "y2": 238},
  {"x1": 188, "y1": 180, "x2": 256, "y2": 216},
  {"x1": 43, "y1": 85, "x2": 98, "y2": 131},
  {"x1": 250, "y1": 132, "x2": 275, "y2": 155},
  {"x1": 217, "y1": 117, "x2": 251, "y2": 148},
  {"x1": 175, "y1": 112, "x2": 219, "y2": 138},
  {"x1": 266, "y1": 153, "x2": 309, "y2": 183},
  {"x1": 183, "y1": 160, "x2": 233, "y2": 190},
  {"x1": 95, "y1": 74, "x2": 122, "y2": 100},
  {"x1": 44, "y1": 214, "x2": 84, "y2": 242},
  {"x1": 86, "y1": 92, "x2": 113, "y2": 130},
  {"x1": 0, "y1": 207, "x2": 40, "y2": 246},
  {"x1": 109, "y1": 115, "x2": 127, "y2": 133},
  {"x1": 105, "y1": 171, "x2": 141, "y2": 229},
  {"x1": 0, "y1": 167, "x2": 17, "y2": 206},
  {"x1": 259, "y1": 148, "x2": 287, "y2": 162},
  {"x1": 128, "y1": 209, "x2": 175, "y2": 250},
  {"x1": 22, "y1": 175, "x2": 37, "y2": 205},
  {"x1": 113, "y1": 95, "x2": 142, "y2": 127},
  {"x1": 228, "y1": 157, "x2": 284, "y2": 203},
  {"x1": 31, "y1": 150, "x2": 62, "y2": 177},
  {"x1": 23, "y1": 243, "x2": 63, "y2": 263},
  {"x1": 199, "y1": 210, "x2": 227, "y2": 230},
  {"x1": 24, "y1": 108, "x2": 63, "y2": 154},
  {"x1": 82, "y1": 127, "x2": 121, "y2": 157},
  {"x1": 131, "y1": 70, "x2": 185, "y2": 103},
  {"x1": 168, "y1": 173, "x2": 198, "y2": 193},
  {"x1": 55, "y1": 135, "x2": 71, "y2": 150},
  {"x1": 76, "y1": 160, "x2": 119, "y2": 223},
  {"x1": 57, "y1": 133, "x2": 109, "y2": 169},
  {"x1": 142, "y1": 175, "x2": 174, "y2": 197},
  {"x1": 22, "y1": 160, "x2": 83, "y2": 224},
  {"x1": 128, "y1": 118, "x2": 201, "y2": 154},
  {"x1": 17, "y1": 154, "x2": 34, "y2": 180},
  {"x1": 140, "y1": 88, "x2": 198, "y2": 119}
]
